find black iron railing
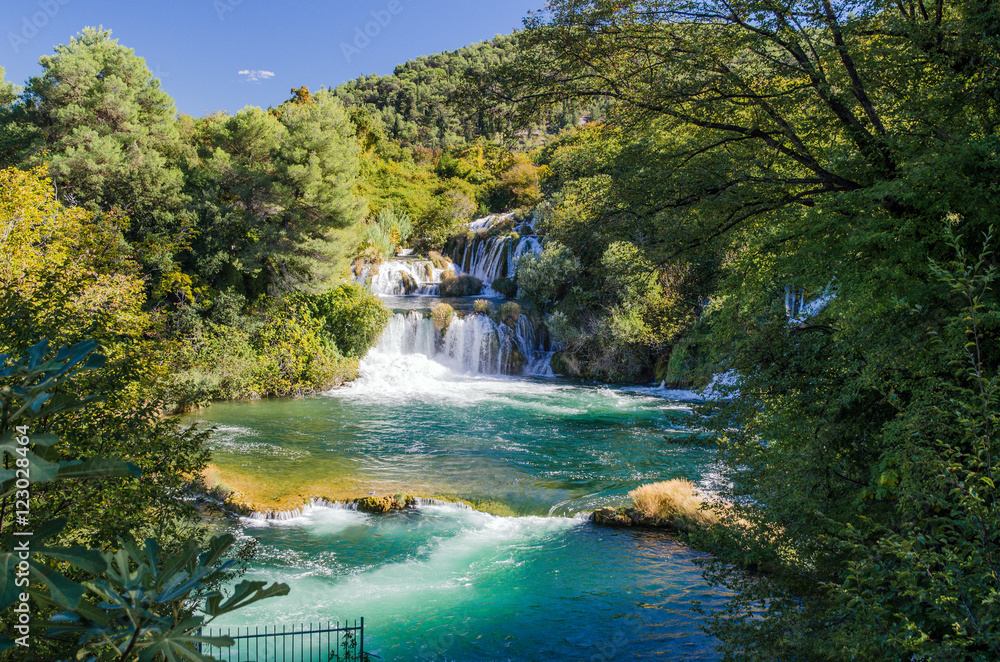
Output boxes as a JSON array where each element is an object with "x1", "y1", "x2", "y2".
[{"x1": 197, "y1": 619, "x2": 365, "y2": 662}]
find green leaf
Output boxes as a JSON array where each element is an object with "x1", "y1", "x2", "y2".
[
  {"x1": 204, "y1": 580, "x2": 290, "y2": 618},
  {"x1": 55, "y1": 457, "x2": 141, "y2": 481}
]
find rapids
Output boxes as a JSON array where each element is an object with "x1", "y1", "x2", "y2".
[{"x1": 192, "y1": 212, "x2": 725, "y2": 660}]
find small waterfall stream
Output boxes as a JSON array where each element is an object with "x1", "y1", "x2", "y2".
[
  {"x1": 358, "y1": 213, "x2": 544, "y2": 297},
  {"x1": 376, "y1": 310, "x2": 555, "y2": 377}
]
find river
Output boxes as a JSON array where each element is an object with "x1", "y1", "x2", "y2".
[{"x1": 192, "y1": 310, "x2": 726, "y2": 661}]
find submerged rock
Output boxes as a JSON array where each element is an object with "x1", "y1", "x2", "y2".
[
  {"x1": 355, "y1": 494, "x2": 416, "y2": 513},
  {"x1": 592, "y1": 507, "x2": 634, "y2": 527}
]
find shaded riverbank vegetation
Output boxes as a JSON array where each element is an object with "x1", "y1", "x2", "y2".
[{"x1": 467, "y1": 1, "x2": 1000, "y2": 659}]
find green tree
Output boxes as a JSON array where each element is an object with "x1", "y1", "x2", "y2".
[
  {"x1": 20, "y1": 28, "x2": 192, "y2": 274},
  {"x1": 488, "y1": 1, "x2": 1000, "y2": 657}
]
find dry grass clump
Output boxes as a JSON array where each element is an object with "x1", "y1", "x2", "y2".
[
  {"x1": 628, "y1": 479, "x2": 718, "y2": 528},
  {"x1": 431, "y1": 303, "x2": 455, "y2": 331},
  {"x1": 473, "y1": 299, "x2": 493, "y2": 315},
  {"x1": 499, "y1": 301, "x2": 522, "y2": 325},
  {"x1": 428, "y1": 250, "x2": 452, "y2": 270}
]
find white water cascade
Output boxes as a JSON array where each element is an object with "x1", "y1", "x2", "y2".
[
  {"x1": 372, "y1": 310, "x2": 554, "y2": 377},
  {"x1": 361, "y1": 259, "x2": 455, "y2": 297},
  {"x1": 452, "y1": 213, "x2": 544, "y2": 288},
  {"x1": 355, "y1": 213, "x2": 544, "y2": 299}
]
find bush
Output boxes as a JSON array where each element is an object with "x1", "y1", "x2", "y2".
[
  {"x1": 209, "y1": 288, "x2": 247, "y2": 327},
  {"x1": 168, "y1": 300, "x2": 363, "y2": 409},
  {"x1": 516, "y1": 241, "x2": 581, "y2": 311},
  {"x1": 491, "y1": 276, "x2": 518, "y2": 298},
  {"x1": 499, "y1": 301, "x2": 522, "y2": 326},
  {"x1": 431, "y1": 303, "x2": 455, "y2": 331},
  {"x1": 474, "y1": 299, "x2": 493, "y2": 315},
  {"x1": 299, "y1": 283, "x2": 391, "y2": 358},
  {"x1": 440, "y1": 273, "x2": 483, "y2": 297},
  {"x1": 628, "y1": 480, "x2": 716, "y2": 528}
]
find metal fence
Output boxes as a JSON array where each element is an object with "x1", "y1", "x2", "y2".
[{"x1": 197, "y1": 619, "x2": 365, "y2": 662}]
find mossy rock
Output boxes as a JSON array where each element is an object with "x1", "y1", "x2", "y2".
[
  {"x1": 400, "y1": 271, "x2": 419, "y2": 295},
  {"x1": 662, "y1": 333, "x2": 713, "y2": 389},
  {"x1": 440, "y1": 274, "x2": 483, "y2": 297},
  {"x1": 503, "y1": 346, "x2": 525, "y2": 375},
  {"x1": 491, "y1": 277, "x2": 518, "y2": 298},
  {"x1": 551, "y1": 351, "x2": 583, "y2": 378},
  {"x1": 356, "y1": 493, "x2": 416, "y2": 513},
  {"x1": 591, "y1": 507, "x2": 634, "y2": 527}
]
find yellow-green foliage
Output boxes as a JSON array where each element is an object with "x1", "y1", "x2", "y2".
[
  {"x1": 431, "y1": 303, "x2": 455, "y2": 331},
  {"x1": 474, "y1": 299, "x2": 493, "y2": 315},
  {"x1": 628, "y1": 479, "x2": 716, "y2": 528},
  {"x1": 298, "y1": 283, "x2": 391, "y2": 358},
  {"x1": 0, "y1": 166, "x2": 150, "y2": 351},
  {"x1": 168, "y1": 303, "x2": 359, "y2": 411},
  {"x1": 358, "y1": 206, "x2": 415, "y2": 262}
]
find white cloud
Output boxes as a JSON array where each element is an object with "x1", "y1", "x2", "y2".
[{"x1": 238, "y1": 69, "x2": 276, "y2": 83}]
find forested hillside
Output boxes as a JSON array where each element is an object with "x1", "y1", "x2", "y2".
[{"x1": 333, "y1": 34, "x2": 609, "y2": 149}]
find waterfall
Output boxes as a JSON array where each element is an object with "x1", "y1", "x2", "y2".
[
  {"x1": 784, "y1": 285, "x2": 835, "y2": 324},
  {"x1": 357, "y1": 213, "x2": 544, "y2": 299},
  {"x1": 362, "y1": 259, "x2": 454, "y2": 297},
  {"x1": 452, "y1": 213, "x2": 544, "y2": 288},
  {"x1": 373, "y1": 310, "x2": 552, "y2": 377}
]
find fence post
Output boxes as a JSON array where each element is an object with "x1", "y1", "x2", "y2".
[{"x1": 360, "y1": 617, "x2": 364, "y2": 659}]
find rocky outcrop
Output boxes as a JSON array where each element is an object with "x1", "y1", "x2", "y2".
[
  {"x1": 440, "y1": 273, "x2": 483, "y2": 297},
  {"x1": 356, "y1": 493, "x2": 416, "y2": 513},
  {"x1": 591, "y1": 507, "x2": 635, "y2": 527}
]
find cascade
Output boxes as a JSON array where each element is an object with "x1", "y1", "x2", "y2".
[
  {"x1": 362, "y1": 259, "x2": 453, "y2": 297},
  {"x1": 356, "y1": 213, "x2": 544, "y2": 298},
  {"x1": 452, "y1": 213, "x2": 544, "y2": 289},
  {"x1": 372, "y1": 310, "x2": 554, "y2": 377}
]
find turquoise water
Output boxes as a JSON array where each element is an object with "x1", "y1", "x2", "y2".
[{"x1": 194, "y1": 344, "x2": 725, "y2": 660}]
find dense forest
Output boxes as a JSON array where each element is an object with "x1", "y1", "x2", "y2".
[
  {"x1": 332, "y1": 34, "x2": 610, "y2": 149},
  {"x1": 2, "y1": 0, "x2": 1000, "y2": 659}
]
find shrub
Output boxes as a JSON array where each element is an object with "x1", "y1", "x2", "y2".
[
  {"x1": 628, "y1": 479, "x2": 716, "y2": 528},
  {"x1": 474, "y1": 299, "x2": 493, "y2": 315},
  {"x1": 516, "y1": 241, "x2": 581, "y2": 311},
  {"x1": 491, "y1": 276, "x2": 518, "y2": 298},
  {"x1": 209, "y1": 288, "x2": 247, "y2": 327},
  {"x1": 358, "y1": 205, "x2": 414, "y2": 261},
  {"x1": 499, "y1": 301, "x2": 522, "y2": 326},
  {"x1": 168, "y1": 298, "x2": 364, "y2": 408},
  {"x1": 431, "y1": 303, "x2": 455, "y2": 331},
  {"x1": 440, "y1": 273, "x2": 483, "y2": 297},
  {"x1": 299, "y1": 283, "x2": 391, "y2": 358}
]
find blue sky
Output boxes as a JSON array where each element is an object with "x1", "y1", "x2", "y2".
[{"x1": 2, "y1": 0, "x2": 539, "y2": 116}]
